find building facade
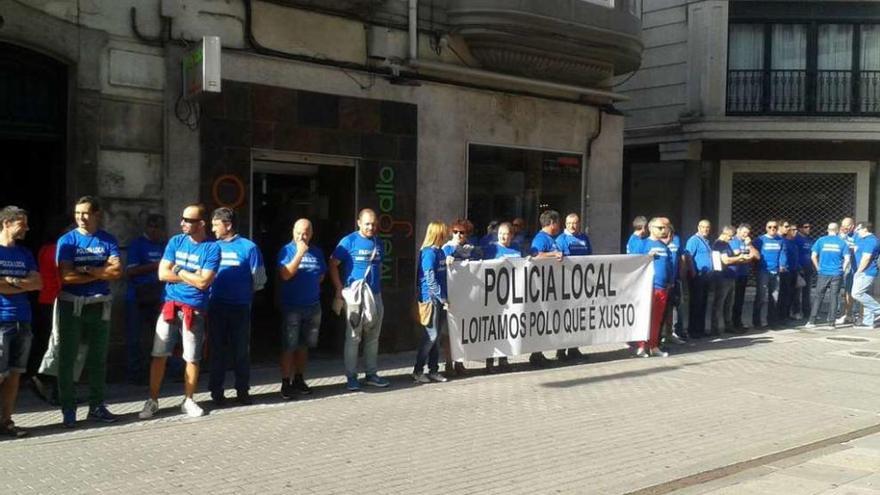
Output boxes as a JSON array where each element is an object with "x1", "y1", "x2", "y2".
[
  {"x1": 619, "y1": 0, "x2": 880, "y2": 240},
  {"x1": 0, "y1": 0, "x2": 642, "y2": 358}
]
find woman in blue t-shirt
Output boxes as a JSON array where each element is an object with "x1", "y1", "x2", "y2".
[{"x1": 413, "y1": 221, "x2": 450, "y2": 384}]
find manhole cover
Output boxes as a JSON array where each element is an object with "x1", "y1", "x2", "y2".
[
  {"x1": 850, "y1": 351, "x2": 880, "y2": 358},
  {"x1": 828, "y1": 336, "x2": 871, "y2": 343}
]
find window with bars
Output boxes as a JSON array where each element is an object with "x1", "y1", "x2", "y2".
[
  {"x1": 730, "y1": 172, "x2": 857, "y2": 237},
  {"x1": 727, "y1": 22, "x2": 880, "y2": 115}
]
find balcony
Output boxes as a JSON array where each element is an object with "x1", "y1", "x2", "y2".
[
  {"x1": 446, "y1": 0, "x2": 642, "y2": 88},
  {"x1": 727, "y1": 69, "x2": 880, "y2": 116}
]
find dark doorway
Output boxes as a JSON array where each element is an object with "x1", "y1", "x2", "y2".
[
  {"x1": 251, "y1": 161, "x2": 357, "y2": 363},
  {"x1": 0, "y1": 42, "x2": 68, "y2": 251}
]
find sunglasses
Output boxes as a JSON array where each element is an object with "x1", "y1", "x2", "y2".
[{"x1": 181, "y1": 217, "x2": 202, "y2": 224}]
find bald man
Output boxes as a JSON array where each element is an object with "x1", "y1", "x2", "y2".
[{"x1": 278, "y1": 218, "x2": 326, "y2": 399}]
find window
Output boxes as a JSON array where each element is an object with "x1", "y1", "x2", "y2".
[
  {"x1": 727, "y1": 22, "x2": 880, "y2": 115},
  {"x1": 467, "y1": 145, "x2": 583, "y2": 239}
]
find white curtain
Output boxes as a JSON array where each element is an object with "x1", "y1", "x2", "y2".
[
  {"x1": 818, "y1": 24, "x2": 853, "y2": 69},
  {"x1": 729, "y1": 24, "x2": 764, "y2": 70},
  {"x1": 771, "y1": 24, "x2": 807, "y2": 69},
  {"x1": 862, "y1": 25, "x2": 880, "y2": 70}
]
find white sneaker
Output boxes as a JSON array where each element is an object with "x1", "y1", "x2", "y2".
[
  {"x1": 635, "y1": 347, "x2": 648, "y2": 358},
  {"x1": 835, "y1": 315, "x2": 849, "y2": 325},
  {"x1": 180, "y1": 398, "x2": 205, "y2": 418},
  {"x1": 650, "y1": 347, "x2": 669, "y2": 358},
  {"x1": 138, "y1": 399, "x2": 159, "y2": 420},
  {"x1": 803, "y1": 322, "x2": 815, "y2": 329},
  {"x1": 412, "y1": 373, "x2": 430, "y2": 384},
  {"x1": 427, "y1": 373, "x2": 448, "y2": 383}
]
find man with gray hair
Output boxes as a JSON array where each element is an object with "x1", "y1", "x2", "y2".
[
  {"x1": 805, "y1": 223, "x2": 849, "y2": 328},
  {"x1": 626, "y1": 216, "x2": 648, "y2": 254},
  {"x1": 0, "y1": 206, "x2": 42, "y2": 437},
  {"x1": 529, "y1": 209, "x2": 563, "y2": 367}
]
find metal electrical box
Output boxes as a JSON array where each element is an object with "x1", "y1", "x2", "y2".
[{"x1": 182, "y1": 36, "x2": 221, "y2": 100}]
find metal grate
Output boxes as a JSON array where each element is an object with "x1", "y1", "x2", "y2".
[{"x1": 730, "y1": 172, "x2": 857, "y2": 235}]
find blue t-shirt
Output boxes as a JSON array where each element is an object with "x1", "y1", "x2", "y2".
[
  {"x1": 712, "y1": 239, "x2": 738, "y2": 279},
  {"x1": 812, "y1": 235, "x2": 848, "y2": 276},
  {"x1": 626, "y1": 233, "x2": 646, "y2": 255},
  {"x1": 555, "y1": 231, "x2": 592, "y2": 256},
  {"x1": 685, "y1": 234, "x2": 713, "y2": 274},
  {"x1": 483, "y1": 243, "x2": 522, "y2": 259},
  {"x1": 162, "y1": 234, "x2": 221, "y2": 310},
  {"x1": 442, "y1": 241, "x2": 478, "y2": 261},
  {"x1": 126, "y1": 235, "x2": 165, "y2": 302},
  {"x1": 843, "y1": 232, "x2": 858, "y2": 273},
  {"x1": 640, "y1": 239, "x2": 672, "y2": 289},
  {"x1": 418, "y1": 246, "x2": 447, "y2": 303},
  {"x1": 529, "y1": 231, "x2": 558, "y2": 256},
  {"x1": 210, "y1": 236, "x2": 264, "y2": 306},
  {"x1": 332, "y1": 232, "x2": 383, "y2": 294},
  {"x1": 56, "y1": 229, "x2": 120, "y2": 297},
  {"x1": 729, "y1": 238, "x2": 750, "y2": 277},
  {"x1": 855, "y1": 233, "x2": 880, "y2": 277},
  {"x1": 278, "y1": 244, "x2": 327, "y2": 308},
  {"x1": 667, "y1": 235, "x2": 682, "y2": 280},
  {"x1": 0, "y1": 245, "x2": 37, "y2": 322},
  {"x1": 795, "y1": 234, "x2": 813, "y2": 268},
  {"x1": 753, "y1": 234, "x2": 787, "y2": 274}
]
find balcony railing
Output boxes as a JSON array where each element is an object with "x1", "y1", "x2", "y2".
[{"x1": 727, "y1": 69, "x2": 880, "y2": 115}]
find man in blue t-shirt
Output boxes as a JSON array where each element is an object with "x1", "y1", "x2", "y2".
[
  {"x1": 139, "y1": 204, "x2": 221, "y2": 420},
  {"x1": 751, "y1": 219, "x2": 788, "y2": 328},
  {"x1": 555, "y1": 213, "x2": 592, "y2": 257},
  {"x1": 837, "y1": 217, "x2": 857, "y2": 324},
  {"x1": 329, "y1": 208, "x2": 388, "y2": 391},
  {"x1": 0, "y1": 206, "x2": 42, "y2": 437},
  {"x1": 711, "y1": 226, "x2": 743, "y2": 335},
  {"x1": 528, "y1": 210, "x2": 565, "y2": 366},
  {"x1": 777, "y1": 221, "x2": 801, "y2": 324},
  {"x1": 56, "y1": 196, "x2": 123, "y2": 428},
  {"x1": 729, "y1": 224, "x2": 757, "y2": 331},
  {"x1": 660, "y1": 219, "x2": 686, "y2": 342},
  {"x1": 124, "y1": 214, "x2": 166, "y2": 384},
  {"x1": 634, "y1": 219, "x2": 673, "y2": 358},
  {"x1": 794, "y1": 223, "x2": 814, "y2": 319},
  {"x1": 278, "y1": 218, "x2": 327, "y2": 399},
  {"x1": 626, "y1": 216, "x2": 647, "y2": 254},
  {"x1": 684, "y1": 220, "x2": 713, "y2": 338},
  {"x1": 805, "y1": 222, "x2": 850, "y2": 328},
  {"x1": 851, "y1": 221, "x2": 880, "y2": 328},
  {"x1": 207, "y1": 208, "x2": 265, "y2": 406}
]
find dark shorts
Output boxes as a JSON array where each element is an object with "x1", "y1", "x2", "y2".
[
  {"x1": 282, "y1": 304, "x2": 322, "y2": 351},
  {"x1": 0, "y1": 322, "x2": 33, "y2": 377}
]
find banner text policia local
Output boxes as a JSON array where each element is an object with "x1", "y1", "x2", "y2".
[{"x1": 447, "y1": 255, "x2": 654, "y2": 361}]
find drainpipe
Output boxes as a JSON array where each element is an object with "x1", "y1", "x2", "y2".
[{"x1": 409, "y1": 0, "x2": 418, "y2": 60}]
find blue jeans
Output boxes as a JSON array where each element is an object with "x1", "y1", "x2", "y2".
[
  {"x1": 414, "y1": 302, "x2": 446, "y2": 375},
  {"x1": 207, "y1": 303, "x2": 252, "y2": 395},
  {"x1": 852, "y1": 273, "x2": 879, "y2": 326},
  {"x1": 344, "y1": 294, "x2": 383, "y2": 377},
  {"x1": 753, "y1": 271, "x2": 780, "y2": 327}
]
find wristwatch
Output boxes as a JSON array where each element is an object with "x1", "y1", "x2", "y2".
[{"x1": 173, "y1": 265, "x2": 184, "y2": 275}]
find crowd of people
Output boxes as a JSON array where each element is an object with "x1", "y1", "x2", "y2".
[{"x1": 1, "y1": 196, "x2": 877, "y2": 438}]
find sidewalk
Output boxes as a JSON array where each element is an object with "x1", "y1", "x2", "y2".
[{"x1": 2, "y1": 319, "x2": 880, "y2": 494}]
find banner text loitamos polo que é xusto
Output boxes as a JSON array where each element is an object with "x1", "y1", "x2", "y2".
[{"x1": 447, "y1": 255, "x2": 654, "y2": 361}]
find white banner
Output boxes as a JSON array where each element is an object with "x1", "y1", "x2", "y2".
[{"x1": 447, "y1": 255, "x2": 654, "y2": 361}]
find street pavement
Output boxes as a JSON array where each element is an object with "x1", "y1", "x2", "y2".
[{"x1": 2, "y1": 322, "x2": 880, "y2": 494}]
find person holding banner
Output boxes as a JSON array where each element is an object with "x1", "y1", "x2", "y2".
[
  {"x1": 636, "y1": 219, "x2": 673, "y2": 357},
  {"x1": 443, "y1": 219, "x2": 477, "y2": 376},
  {"x1": 482, "y1": 222, "x2": 519, "y2": 373},
  {"x1": 529, "y1": 210, "x2": 563, "y2": 367},
  {"x1": 413, "y1": 221, "x2": 450, "y2": 384},
  {"x1": 555, "y1": 213, "x2": 591, "y2": 360}
]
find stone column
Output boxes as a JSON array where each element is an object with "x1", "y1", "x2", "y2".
[{"x1": 587, "y1": 112, "x2": 624, "y2": 254}]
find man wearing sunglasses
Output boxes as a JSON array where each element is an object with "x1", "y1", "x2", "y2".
[
  {"x1": 139, "y1": 204, "x2": 220, "y2": 419},
  {"x1": 752, "y1": 220, "x2": 788, "y2": 328}
]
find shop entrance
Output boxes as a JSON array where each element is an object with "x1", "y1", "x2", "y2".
[
  {"x1": 250, "y1": 152, "x2": 357, "y2": 361},
  {"x1": 0, "y1": 42, "x2": 68, "y2": 251}
]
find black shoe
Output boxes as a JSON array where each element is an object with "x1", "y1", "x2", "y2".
[
  {"x1": 235, "y1": 391, "x2": 253, "y2": 406},
  {"x1": 555, "y1": 349, "x2": 567, "y2": 360},
  {"x1": 485, "y1": 358, "x2": 495, "y2": 374},
  {"x1": 293, "y1": 375, "x2": 312, "y2": 395},
  {"x1": 529, "y1": 353, "x2": 550, "y2": 368},
  {"x1": 211, "y1": 392, "x2": 226, "y2": 407},
  {"x1": 0, "y1": 420, "x2": 28, "y2": 439},
  {"x1": 498, "y1": 357, "x2": 512, "y2": 372},
  {"x1": 280, "y1": 379, "x2": 294, "y2": 401},
  {"x1": 454, "y1": 362, "x2": 467, "y2": 376}
]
